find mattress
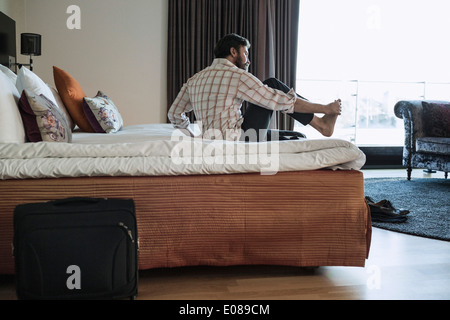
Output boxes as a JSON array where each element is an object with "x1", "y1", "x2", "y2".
[{"x1": 0, "y1": 124, "x2": 366, "y2": 180}]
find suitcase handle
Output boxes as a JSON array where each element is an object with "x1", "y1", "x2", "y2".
[{"x1": 52, "y1": 197, "x2": 103, "y2": 206}]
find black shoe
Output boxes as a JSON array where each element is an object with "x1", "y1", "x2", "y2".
[
  {"x1": 365, "y1": 196, "x2": 409, "y2": 223},
  {"x1": 365, "y1": 197, "x2": 410, "y2": 215}
]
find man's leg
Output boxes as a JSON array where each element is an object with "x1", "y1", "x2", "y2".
[
  {"x1": 241, "y1": 78, "x2": 313, "y2": 142},
  {"x1": 240, "y1": 101, "x2": 274, "y2": 142},
  {"x1": 262, "y1": 78, "x2": 314, "y2": 126},
  {"x1": 261, "y1": 78, "x2": 341, "y2": 138}
]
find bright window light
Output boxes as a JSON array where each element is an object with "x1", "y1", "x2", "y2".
[{"x1": 295, "y1": 0, "x2": 450, "y2": 146}]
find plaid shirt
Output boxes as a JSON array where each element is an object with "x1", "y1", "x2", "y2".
[{"x1": 168, "y1": 58, "x2": 297, "y2": 140}]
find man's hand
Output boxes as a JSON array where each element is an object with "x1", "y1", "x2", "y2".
[
  {"x1": 325, "y1": 99, "x2": 342, "y2": 115},
  {"x1": 180, "y1": 127, "x2": 200, "y2": 138},
  {"x1": 294, "y1": 98, "x2": 342, "y2": 115}
]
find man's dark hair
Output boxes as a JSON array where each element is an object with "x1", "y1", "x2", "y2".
[{"x1": 214, "y1": 33, "x2": 251, "y2": 59}]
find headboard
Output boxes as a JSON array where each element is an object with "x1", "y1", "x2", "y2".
[{"x1": 0, "y1": 11, "x2": 16, "y2": 72}]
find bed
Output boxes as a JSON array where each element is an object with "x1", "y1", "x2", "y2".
[
  {"x1": 0, "y1": 123, "x2": 371, "y2": 274},
  {"x1": 0, "y1": 12, "x2": 370, "y2": 275}
]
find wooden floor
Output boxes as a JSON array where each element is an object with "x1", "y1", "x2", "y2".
[{"x1": 1, "y1": 169, "x2": 448, "y2": 300}]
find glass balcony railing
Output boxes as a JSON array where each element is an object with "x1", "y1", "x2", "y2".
[{"x1": 294, "y1": 79, "x2": 450, "y2": 146}]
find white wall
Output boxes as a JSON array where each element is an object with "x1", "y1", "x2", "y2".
[{"x1": 21, "y1": 0, "x2": 168, "y2": 125}]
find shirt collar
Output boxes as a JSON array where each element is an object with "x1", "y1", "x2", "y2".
[{"x1": 212, "y1": 58, "x2": 237, "y2": 68}]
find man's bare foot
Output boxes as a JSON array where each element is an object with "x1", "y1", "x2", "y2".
[
  {"x1": 310, "y1": 99, "x2": 341, "y2": 137},
  {"x1": 325, "y1": 99, "x2": 342, "y2": 115},
  {"x1": 294, "y1": 98, "x2": 342, "y2": 115},
  {"x1": 309, "y1": 113, "x2": 339, "y2": 137}
]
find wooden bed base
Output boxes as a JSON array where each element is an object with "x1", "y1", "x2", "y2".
[{"x1": 0, "y1": 170, "x2": 371, "y2": 274}]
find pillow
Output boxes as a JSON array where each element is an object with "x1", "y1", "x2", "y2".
[
  {"x1": 53, "y1": 66, "x2": 94, "y2": 132},
  {"x1": 47, "y1": 84, "x2": 75, "y2": 130},
  {"x1": 0, "y1": 64, "x2": 17, "y2": 85},
  {"x1": 422, "y1": 102, "x2": 450, "y2": 138},
  {"x1": 18, "y1": 89, "x2": 72, "y2": 143},
  {"x1": 0, "y1": 72, "x2": 26, "y2": 143},
  {"x1": 16, "y1": 67, "x2": 57, "y2": 106},
  {"x1": 83, "y1": 91, "x2": 123, "y2": 133}
]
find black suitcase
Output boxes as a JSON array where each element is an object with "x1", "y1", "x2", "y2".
[{"x1": 13, "y1": 197, "x2": 138, "y2": 300}]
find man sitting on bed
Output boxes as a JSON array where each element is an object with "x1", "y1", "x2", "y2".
[{"x1": 168, "y1": 33, "x2": 342, "y2": 142}]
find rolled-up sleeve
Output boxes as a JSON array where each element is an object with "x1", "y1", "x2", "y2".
[
  {"x1": 168, "y1": 83, "x2": 193, "y2": 129},
  {"x1": 236, "y1": 73, "x2": 297, "y2": 114}
]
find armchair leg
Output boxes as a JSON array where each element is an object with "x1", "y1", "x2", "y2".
[
  {"x1": 407, "y1": 167, "x2": 412, "y2": 181},
  {"x1": 446, "y1": 172, "x2": 448, "y2": 179}
]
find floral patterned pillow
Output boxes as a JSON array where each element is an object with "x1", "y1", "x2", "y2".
[
  {"x1": 18, "y1": 90, "x2": 72, "y2": 143},
  {"x1": 422, "y1": 102, "x2": 450, "y2": 138},
  {"x1": 83, "y1": 91, "x2": 123, "y2": 134}
]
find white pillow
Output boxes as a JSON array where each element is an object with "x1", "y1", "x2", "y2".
[
  {"x1": 0, "y1": 72, "x2": 26, "y2": 143},
  {"x1": 0, "y1": 64, "x2": 17, "y2": 85},
  {"x1": 16, "y1": 67, "x2": 57, "y2": 106}
]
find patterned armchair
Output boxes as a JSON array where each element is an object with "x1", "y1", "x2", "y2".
[{"x1": 394, "y1": 100, "x2": 449, "y2": 180}]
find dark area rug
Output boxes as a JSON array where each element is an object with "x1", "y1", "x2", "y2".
[{"x1": 364, "y1": 178, "x2": 450, "y2": 241}]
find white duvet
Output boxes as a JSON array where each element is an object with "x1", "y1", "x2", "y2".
[{"x1": 0, "y1": 124, "x2": 366, "y2": 180}]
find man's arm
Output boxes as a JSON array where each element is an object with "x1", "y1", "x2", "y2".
[
  {"x1": 237, "y1": 73, "x2": 297, "y2": 114},
  {"x1": 168, "y1": 83, "x2": 193, "y2": 130},
  {"x1": 237, "y1": 72, "x2": 341, "y2": 116}
]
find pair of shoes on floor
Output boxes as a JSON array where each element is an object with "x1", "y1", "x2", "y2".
[{"x1": 365, "y1": 196, "x2": 409, "y2": 223}]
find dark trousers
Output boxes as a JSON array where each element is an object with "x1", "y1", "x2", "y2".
[{"x1": 241, "y1": 78, "x2": 314, "y2": 142}]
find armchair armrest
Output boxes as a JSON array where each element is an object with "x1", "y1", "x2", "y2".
[{"x1": 395, "y1": 100, "x2": 448, "y2": 152}]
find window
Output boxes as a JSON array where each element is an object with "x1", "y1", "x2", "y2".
[{"x1": 295, "y1": 0, "x2": 450, "y2": 146}]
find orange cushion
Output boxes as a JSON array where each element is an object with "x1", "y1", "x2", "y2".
[{"x1": 53, "y1": 66, "x2": 94, "y2": 132}]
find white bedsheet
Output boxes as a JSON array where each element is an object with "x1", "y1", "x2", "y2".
[{"x1": 0, "y1": 124, "x2": 366, "y2": 180}]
